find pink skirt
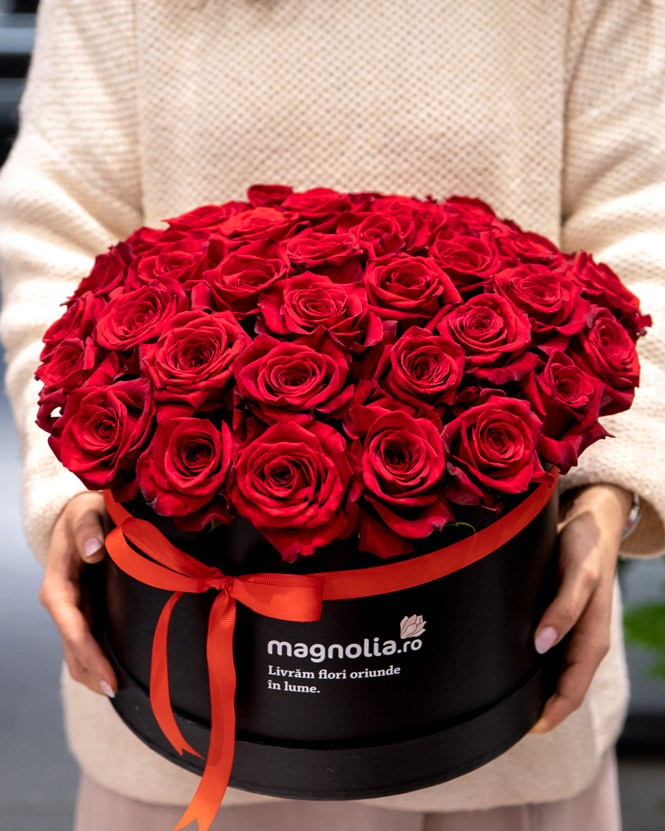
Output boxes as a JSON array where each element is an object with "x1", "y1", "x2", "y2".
[{"x1": 74, "y1": 748, "x2": 621, "y2": 831}]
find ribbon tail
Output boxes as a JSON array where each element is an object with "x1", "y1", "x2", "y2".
[
  {"x1": 151, "y1": 591, "x2": 203, "y2": 759},
  {"x1": 173, "y1": 593, "x2": 237, "y2": 831}
]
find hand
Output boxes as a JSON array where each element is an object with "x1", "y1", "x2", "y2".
[
  {"x1": 530, "y1": 483, "x2": 632, "y2": 734},
  {"x1": 39, "y1": 491, "x2": 117, "y2": 697}
]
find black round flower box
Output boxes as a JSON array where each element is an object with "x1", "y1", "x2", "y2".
[{"x1": 98, "y1": 484, "x2": 561, "y2": 800}]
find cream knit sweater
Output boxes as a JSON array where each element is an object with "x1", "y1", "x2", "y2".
[{"x1": 1, "y1": 0, "x2": 664, "y2": 813}]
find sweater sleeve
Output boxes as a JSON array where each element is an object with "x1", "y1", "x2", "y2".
[
  {"x1": 559, "y1": 0, "x2": 665, "y2": 557},
  {"x1": 0, "y1": 0, "x2": 143, "y2": 564}
]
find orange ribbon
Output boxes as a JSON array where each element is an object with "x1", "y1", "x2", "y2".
[{"x1": 103, "y1": 469, "x2": 558, "y2": 831}]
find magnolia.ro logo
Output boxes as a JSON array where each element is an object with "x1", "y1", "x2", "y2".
[
  {"x1": 266, "y1": 614, "x2": 427, "y2": 663},
  {"x1": 400, "y1": 614, "x2": 426, "y2": 639}
]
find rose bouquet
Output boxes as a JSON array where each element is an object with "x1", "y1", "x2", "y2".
[
  {"x1": 35, "y1": 187, "x2": 650, "y2": 828},
  {"x1": 36, "y1": 185, "x2": 649, "y2": 562}
]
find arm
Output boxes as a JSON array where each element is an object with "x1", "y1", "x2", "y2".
[
  {"x1": 0, "y1": 0, "x2": 142, "y2": 693},
  {"x1": 558, "y1": 0, "x2": 665, "y2": 557},
  {"x1": 532, "y1": 0, "x2": 665, "y2": 732}
]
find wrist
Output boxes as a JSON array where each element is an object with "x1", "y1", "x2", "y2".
[{"x1": 563, "y1": 483, "x2": 633, "y2": 540}]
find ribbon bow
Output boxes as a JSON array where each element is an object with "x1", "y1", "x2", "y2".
[{"x1": 104, "y1": 499, "x2": 324, "y2": 831}]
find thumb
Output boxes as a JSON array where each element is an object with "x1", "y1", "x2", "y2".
[{"x1": 69, "y1": 493, "x2": 107, "y2": 564}]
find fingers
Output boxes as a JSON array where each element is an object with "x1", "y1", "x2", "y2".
[
  {"x1": 533, "y1": 507, "x2": 602, "y2": 658},
  {"x1": 40, "y1": 493, "x2": 117, "y2": 697},
  {"x1": 531, "y1": 588, "x2": 611, "y2": 733},
  {"x1": 529, "y1": 486, "x2": 626, "y2": 734},
  {"x1": 47, "y1": 583, "x2": 118, "y2": 697},
  {"x1": 68, "y1": 491, "x2": 107, "y2": 564}
]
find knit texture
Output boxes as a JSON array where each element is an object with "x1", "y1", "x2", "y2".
[{"x1": 0, "y1": 0, "x2": 663, "y2": 812}]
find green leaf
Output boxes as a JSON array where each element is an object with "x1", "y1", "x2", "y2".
[{"x1": 446, "y1": 521, "x2": 477, "y2": 534}]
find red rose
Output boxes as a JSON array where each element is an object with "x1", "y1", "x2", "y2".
[
  {"x1": 33, "y1": 186, "x2": 649, "y2": 558},
  {"x1": 491, "y1": 222, "x2": 566, "y2": 267},
  {"x1": 35, "y1": 347, "x2": 121, "y2": 432},
  {"x1": 492, "y1": 265, "x2": 591, "y2": 350},
  {"x1": 445, "y1": 196, "x2": 497, "y2": 235},
  {"x1": 41, "y1": 292, "x2": 104, "y2": 360},
  {"x1": 136, "y1": 418, "x2": 233, "y2": 518},
  {"x1": 196, "y1": 240, "x2": 290, "y2": 317},
  {"x1": 126, "y1": 230, "x2": 225, "y2": 291},
  {"x1": 284, "y1": 229, "x2": 363, "y2": 283},
  {"x1": 375, "y1": 326, "x2": 465, "y2": 408},
  {"x1": 49, "y1": 379, "x2": 155, "y2": 496},
  {"x1": 257, "y1": 272, "x2": 383, "y2": 353},
  {"x1": 234, "y1": 334, "x2": 353, "y2": 423},
  {"x1": 164, "y1": 201, "x2": 249, "y2": 232},
  {"x1": 217, "y1": 206, "x2": 297, "y2": 242},
  {"x1": 569, "y1": 252, "x2": 651, "y2": 338},
  {"x1": 339, "y1": 212, "x2": 409, "y2": 258},
  {"x1": 140, "y1": 310, "x2": 249, "y2": 414},
  {"x1": 573, "y1": 305, "x2": 640, "y2": 415},
  {"x1": 229, "y1": 420, "x2": 357, "y2": 561},
  {"x1": 434, "y1": 293, "x2": 536, "y2": 383},
  {"x1": 347, "y1": 191, "x2": 381, "y2": 211},
  {"x1": 282, "y1": 187, "x2": 353, "y2": 224},
  {"x1": 369, "y1": 196, "x2": 438, "y2": 250},
  {"x1": 95, "y1": 280, "x2": 189, "y2": 351},
  {"x1": 247, "y1": 184, "x2": 294, "y2": 208},
  {"x1": 442, "y1": 395, "x2": 548, "y2": 503},
  {"x1": 363, "y1": 254, "x2": 461, "y2": 324},
  {"x1": 344, "y1": 403, "x2": 453, "y2": 557},
  {"x1": 521, "y1": 352, "x2": 608, "y2": 472},
  {"x1": 429, "y1": 235, "x2": 500, "y2": 294},
  {"x1": 71, "y1": 243, "x2": 134, "y2": 299},
  {"x1": 125, "y1": 225, "x2": 167, "y2": 251},
  {"x1": 36, "y1": 337, "x2": 102, "y2": 393}
]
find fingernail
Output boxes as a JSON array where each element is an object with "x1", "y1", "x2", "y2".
[
  {"x1": 529, "y1": 717, "x2": 548, "y2": 734},
  {"x1": 100, "y1": 680, "x2": 116, "y2": 699},
  {"x1": 83, "y1": 538, "x2": 103, "y2": 559},
  {"x1": 535, "y1": 626, "x2": 558, "y2": 655}
]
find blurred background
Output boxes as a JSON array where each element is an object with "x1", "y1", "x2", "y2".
[{"x1": 0, "y1": 3, "x2": 664, "y2": 829}]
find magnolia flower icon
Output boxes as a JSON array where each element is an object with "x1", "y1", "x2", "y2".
[{"x1": 400, "y1": 614, "x2": 426, "y2": 639}]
